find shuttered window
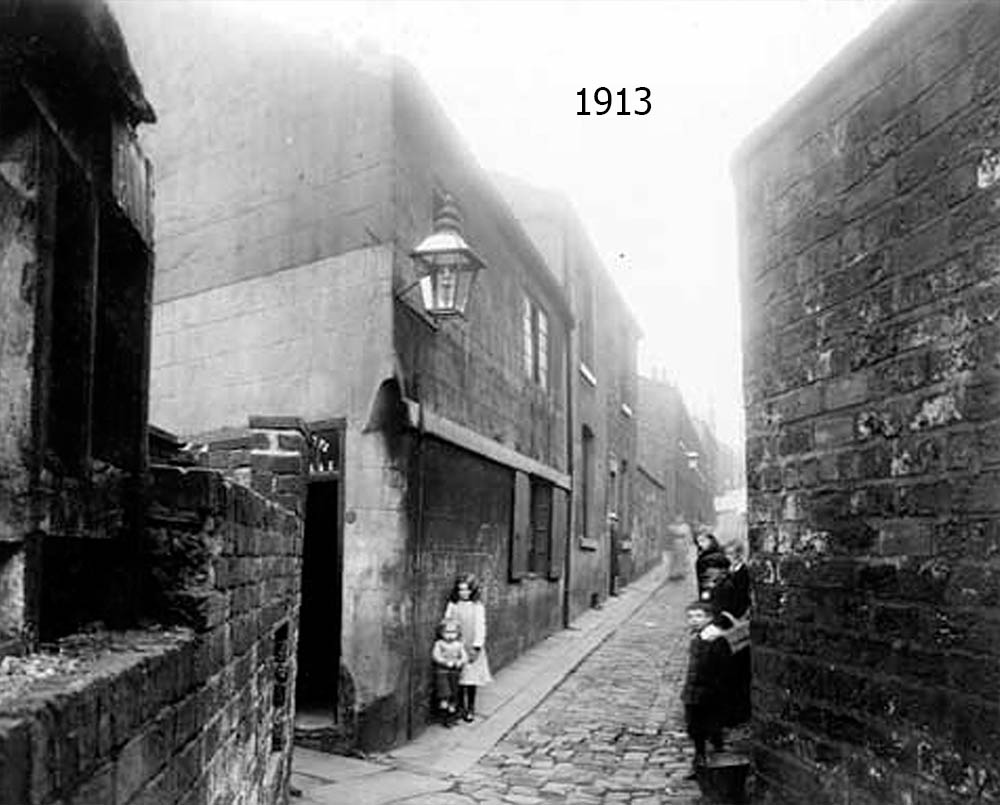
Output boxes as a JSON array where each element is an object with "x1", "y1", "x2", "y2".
[
  {"x1": 512, "y1": 474, "x2": 566, "y2": 580},
  {"x1": 510, "y1": 471, "x2": 531, "y2": 580},
  {"x1": 529, "y1": 480, "x2": 552, "y2": 574}
]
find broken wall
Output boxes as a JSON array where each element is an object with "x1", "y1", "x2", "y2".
[{"x1": 0, "y1": 468, "x2": 302, "y2": 805}]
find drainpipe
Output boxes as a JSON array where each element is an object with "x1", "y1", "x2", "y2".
[
  {"x1": 562, "y1": 306, "x2": 575, "y2": 629},
  {"x1": 406, "y1": 401, "x2": 426, "y2": 740}
]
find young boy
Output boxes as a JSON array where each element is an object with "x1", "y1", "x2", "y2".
[
  {"x1": 681, "y1": 600, "x2": 732, "y2": 777},
  {"x1": 432, "y1": 618, "x2": 468, "y2": 725}
]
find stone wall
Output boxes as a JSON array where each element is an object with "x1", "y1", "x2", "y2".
[
  {"x1": 113, "y1": 2, "x2": 395, "y2": 306},
  {"x1": 150, "y1": 245, "x2": 395, "y2": 437},
  {"x1": 0, "y1": 466, "x2": 302, "y2": 805},
  {"x1": 734, "y1": 2, "x2": 1000, "y2": 801}
]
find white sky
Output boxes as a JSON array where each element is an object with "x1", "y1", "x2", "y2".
[{"x1": 184, "y1": 0, "x2": 895, "y2": 447}]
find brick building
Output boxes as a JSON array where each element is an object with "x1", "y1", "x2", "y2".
[
  {"x1": 637, "y1": 375, "x2": 716, "y2": 528},
  {"x1": 633, "y1": 374, "x2": 717, "y2": 579},
  {"x1": 115, "y1": 4, "x2": 574, "y2": 750},
  {"x1": 735, "y1": 2, "x2": 1000, "y2": 801},
  {"x1": 494, "y1": 176, "x2": 644, "y2": 610},
  {"x1": 0, "y1": 3, "x2": 302, "y2": 804}
]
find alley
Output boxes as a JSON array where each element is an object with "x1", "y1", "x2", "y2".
[
  {"x1": 440, "y1": 577, "x2": 705, "y2": 804},
  {"x1": 296, "y1": 573, "x2": 732, "y2": 805}
]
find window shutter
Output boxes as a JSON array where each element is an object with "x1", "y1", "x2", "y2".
[
  {"x1": 530, "y1": 481, "x2": 552, "y2": 573},
  {"x1": 510, "y1": 471, "x2": 530, "y2": 580},
  {"x1": 548, "y1": 487, "x2": 568, "y2": 579}
]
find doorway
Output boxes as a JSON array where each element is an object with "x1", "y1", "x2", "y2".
[{"x1": 295, "y1": 478, "x2": 342, "y2": 718}]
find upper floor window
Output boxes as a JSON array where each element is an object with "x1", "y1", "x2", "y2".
[{"x1": 522, "y1": 295, "x2": 549, "y2": 391}]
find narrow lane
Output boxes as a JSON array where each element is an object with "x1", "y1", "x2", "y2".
[{"x1": 415, "y1": 577, "x2": 706, "y2": 804}]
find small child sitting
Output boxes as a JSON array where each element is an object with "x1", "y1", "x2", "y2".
[
  {"x1": 432, "y1": 618, "x2": 468, "y2": 725},
  {"x1": 681, "y1": 599, "x2": 732, "y2": 778}
]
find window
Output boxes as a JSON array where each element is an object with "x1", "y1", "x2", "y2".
[
  {"x1": 47, "y1": 128, "x2": 151, "y2": 476},
  {"x1": 48, "y1": 150, "x2": 98, "y2": 474},
  {"x1": 529, "y1": 479, "x2": 552, "y2": 574},
  {"x1": 581, "y1": 426, "x2": 594, "y2": 540},
  {"x1": 510, "y1": 472, "x2": 566, "y2": 579},
  {"x1": 522, "y1": 295, "x2": 549, "y2": 391}
]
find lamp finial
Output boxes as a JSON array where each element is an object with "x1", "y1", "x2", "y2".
[{"x1": 435, "y1": 193, "x2": 463, "y2": 235}]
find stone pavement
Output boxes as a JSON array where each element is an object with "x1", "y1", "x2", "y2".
[{"x1": 292, "y1": 563, "x2": 740, "y2": 804}]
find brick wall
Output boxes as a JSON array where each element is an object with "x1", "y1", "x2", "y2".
[
  {"x1": 189, "y1": 418, "x2": 309, "y2": 517},
  {"x1": 734, "y1": 3, "x2": 1000, "y2": 801},
  {"x1": 0, "y1": 466, "x2": 302, "y2": 805}
]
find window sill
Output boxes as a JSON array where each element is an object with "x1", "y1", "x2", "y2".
[
  {"x1": 579, "y1": 362, "x2": 597, "y2": 387},
  {"x1": 578, "y1": 536, "x2": 599, "y2": 551}
]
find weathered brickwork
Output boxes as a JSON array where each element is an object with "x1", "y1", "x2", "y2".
[
  {"x1": 734, "y1": 3, "x2": 1000, "y2": 802},
  {"x1": 188, "y1": 419, "x2": 310, "y2": 518},
  {"x1": 0, "y1": 467, "x2": 302, "y2": 805}
]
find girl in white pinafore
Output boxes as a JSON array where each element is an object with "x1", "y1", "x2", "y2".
[{"x1": 443, "y1": 573, "x2": 492, "y2": 721}]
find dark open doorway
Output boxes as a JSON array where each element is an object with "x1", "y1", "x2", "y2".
[{"x1": 295, "y1": 478, "x2": 341, "y2": 716}]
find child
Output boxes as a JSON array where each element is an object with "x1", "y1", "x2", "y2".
[
  {"x1": 682, "y1": 599, "x2": 732, "y2": 778},
  {"x1": 443, "y1": 573, "x2": 492, "y2": 721},
  {"x1": 694, "y1": 531, "x2": 730, "y2": 601},
  {"x1": 432, "y1": 618, "x2": 468, "y2": 725}
]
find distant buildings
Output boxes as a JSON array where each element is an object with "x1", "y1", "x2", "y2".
[{"x1": 637, "y1": 373, "x2": 716, "y2": 531}]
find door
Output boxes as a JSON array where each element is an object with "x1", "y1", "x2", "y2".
[
  {"x1": 295, "y1": 479, "x2": 341, "y2": 715},
  {"x1": 295, "y1": 420, "x2": 345, "y2": 720}
]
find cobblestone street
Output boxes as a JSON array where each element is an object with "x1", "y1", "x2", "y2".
[{"x1": 403, "y1": 577, "x2": 711, "y2": 805}]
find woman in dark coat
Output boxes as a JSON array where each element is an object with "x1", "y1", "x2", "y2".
[
  {"x1": 713, "y1": 540, "x2": 750, "y2": 620},
  {"x1": 694, "y1": 532, "x2": 730, "y2": 601},
  {"x1": 712, "y1": 540, "x2": 752, "y2": 726}
]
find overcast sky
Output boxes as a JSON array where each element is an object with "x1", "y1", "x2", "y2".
[{"x1": 143, "y1": 0, "x2": 896, "y2": 447}]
